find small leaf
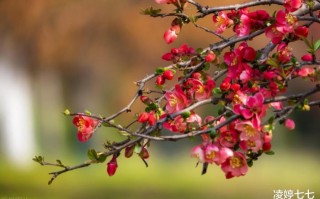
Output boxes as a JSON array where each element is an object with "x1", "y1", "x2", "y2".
[
  {"x1": 56, "y1": 159, "x2": 63, "y2": 165},
  {"x1": 247, "y1": 160, "x2": 253, "y2": 167},
  {"x1": 265, "y1": 150, "x2": 275, "y2": 155},
  {"x1": 314, "y1": 39, "x2": 320, "y2": 51},
  {"x1": 209, "y1": 130, "x2": 217, "y2": 139},
  {"x1": 32, "y1": 156, "x2": 44, "y2": 164},
  {"x1": 181, "y1": 111, "x2": 191, "y2": 119},
  {"x1": 141, "y1": 7, "x2": 161, "y2": 16},
  {"x1": 87, "y1": 149, "x2": 98, "y2": 161},
  {"x1": 155, "y1": 67, "x2": 165, "y2": 75},
  {"x1": 196, "y1": 48, "x2": 203, "y2": 54},
  {"x1": 85, "y1": 110, "x2": 91, "y2": 115},
  {"x1": 97, "y1": 154, "x2": 107, "y2": 163},
  {"x1": 63, "y1": 109, "x2": 70, "y2": 116},
  {"x1": 134, "y1": 144, "x2": 142, "y2": 154},
  {"x1": 212, "y1": 87, "x2": 222, "y2": 94},
  {"x1": 268, "y1": 117, "x2": 274, "y2": 125},
  {"x1": 203, "y1": 62, "x2": 211, "y2": 71}
]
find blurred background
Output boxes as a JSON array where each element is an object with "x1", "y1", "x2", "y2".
[{"x1": 0, "y1": 0, "x2": 319, "y2": 198}]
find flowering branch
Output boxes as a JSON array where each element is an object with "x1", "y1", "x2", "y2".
[{"x1": 35, "y1": 0, "x2": 320, "y2": 183}]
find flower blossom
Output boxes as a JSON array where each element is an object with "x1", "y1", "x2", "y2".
[
  {"x1": 165, "y1": 85, "x2": 188, "y2": 113},
  {"x1": 221, "y1": 152, "x2": 248, "y2": 178},
  {"x1": 234, "y1": 92, "x2": 267, "y2": 126},
  {"x1": 212, "y1": 11, "x2": 234, "y2": 34},
  {"x1": 284, "y1": 0, "x2": 302, "y2": 12},
  {"x1": 191, "y1": 143, "x2": 233, "y2": 165},
  {"x1": 73, "y1": 115, "x2": 98, "y2": 142}
]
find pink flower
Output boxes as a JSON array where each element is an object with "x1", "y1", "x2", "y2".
[
  {"x1": 185, "y1": 78, "x2": 214, "y2": 101},
  {"x1": 155, "y1": 0, "x2": 171, "y2": 4},
  {"x1": 275, "y1": 10, "x2": 297, "y2": 34},
  {"x1": 284, "y1": 118, "x2": 295, "y2": 130},
  {"x1": 164, "y1": 25, "x2": 180, "y2": 44},
  {"x1": 239, "y1": 138, "x2": 262, "y2": 153},
  {"x1": 165, "y1": 85, "x2": 188, "y2": 113},
  {"x1": 270, "y1": 102, "x2": 283, "y2": 110},
  {"x1": 107, "y1": 155, "x2": 118, "y2": 176},
  {"x1": 221, "y1": 152, "x2": 248, "y2": 178},
  {"x1": 191, "y1": 143, "x2": 233, "y2": 165},
  {"x1": 205, "y1": 144, "x2": 233, "y2": 165},
  {"x1": 212, "y1": 11, "x2": 234, "y2": 34},
  {"x1": 73, "y1": 115, "x2": 98, "y2": 142},
  {"x1": 297, "y1": 67, "x2": 315, "y2": 77},
  {"x1": 234, "y1": 92, "x2": 266, "y2": 126},
  {"x1": 235, "y1": 14, "x2": 251, "y2": 36},
  {"x1": 191, "y1": 145, "x2": 205, "y2": 163},
  {"x1": 219, "y1": 130, "x2": 238, "y2": 148},
  {"x1": 235, "y1": 120, "x2": 261, "y2": 141},
  {"x1": 265, "y1": 25, "x2": 285, "y2": 44},
  {"x1": 265, "y1": 10, "x2": 297, "y2": 44}
]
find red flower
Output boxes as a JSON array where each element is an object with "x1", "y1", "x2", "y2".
[
  {"x1": 137, "y1": 111, "x2": 157, "y2": 126},
  {"x1": 284, "y1": 0, "x2": 302, "y2": 12},
  {"x1": 73, "y1": 115, "x2": 98, "y2": 142}
]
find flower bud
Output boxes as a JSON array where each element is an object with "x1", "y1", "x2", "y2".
[
  {"x1": 163, "y1": 69, "x2": 174, "y2": 80},
  {"x1": 107, "y1": 155, "x2": 118, "y2": 176},
  {"x1": 284, "y1": 119, "x2": 295, "y2": 130},
  {"x1": 156, "y1": 75, "x2": 165, "y2": 86}
]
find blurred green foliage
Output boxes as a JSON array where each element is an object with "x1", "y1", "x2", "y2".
[{"x1": 1, "y1": 149, "x2": 319, "y2": 199}]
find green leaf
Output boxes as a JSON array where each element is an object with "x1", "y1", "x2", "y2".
[
  {"x1": 134, "y1": 144, "x2": 142, "y2": 154},
  {"x1": 181, "y1": 111, "x2": 191, "y2": 119},
  {"x1": 247, "y1": 159, "x2": 253, "y2": 167},
  {"x1": 268, "y1": 117, "x2": 274, "y2": 125},
  {"x1": 87, "y1": 149, "x2": 98, "y2": 161},
  {"x1": 196, "y1": 48, "x2": 203, "y2": 54},
  {"x1": 32, "y1": 156, "x2": 44, "y2": 164},
  {"x1": 314, "y1": 39, "x2": 320, "y2": 51},
  {"x1": 85, "y1": 110, "x2": 91, "y2": 115},
  {"x1": 265, "y1": 150, "x2": 275, "y2": 155},
  {"x1": 141, "y1": 7, "x2": 161, "y2": 16},
  {"x1": 63, "y1": 109, "x2": 70, "y2": 116},
  {"x1": 203, "y1": 62, "x2": 211, "y2": 71},
  {"x1": 209, "y1": 130, "x2": 217, "y2": 139},
  {"x1": 97, "y1": 154, "x2": 107, "y2": 163},
  {"x1": 212, "y1": 87, "x2": 222, "y2": 95},
  {"x1": 155, "y1": 67, "x2": 165, "y2": 75}
]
